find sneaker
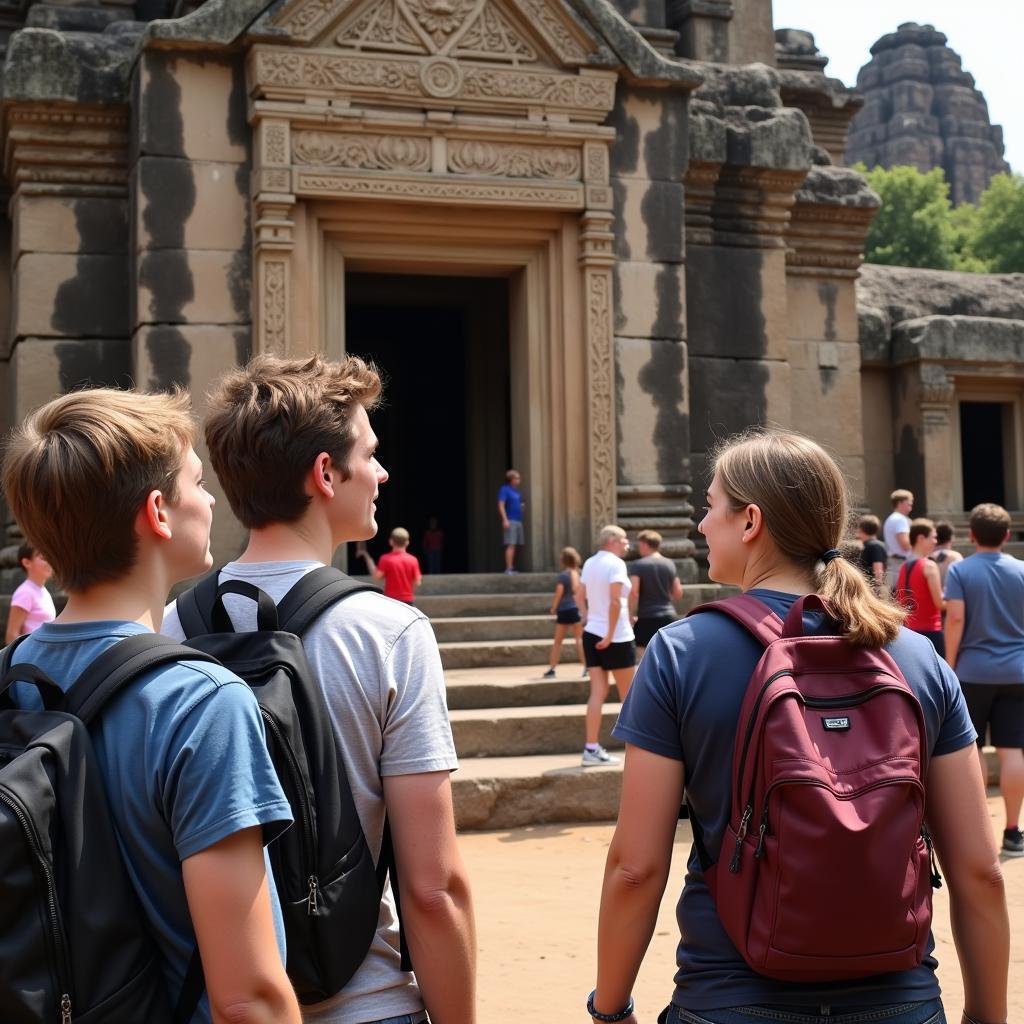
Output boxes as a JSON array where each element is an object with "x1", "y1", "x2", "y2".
[
  {"x1": 581, "y1": 745, "x2": 619, "y2": 767},
  {"x1": 542, "y1": 667, "x2": 556, "y2": 678},
  {"x1": 1003, "y1": 827, "x2": 1024, "y2": 857},
  {"x1": 504, "y1": 568, "x2": 519, "y2": 575},
  {"x1": 581, "y1": 666, "x2": 589, "y2": 678}
]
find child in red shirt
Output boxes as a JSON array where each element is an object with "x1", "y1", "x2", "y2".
[{"x1": 364, "y1": 527, "x2": 422, "y2": 604}]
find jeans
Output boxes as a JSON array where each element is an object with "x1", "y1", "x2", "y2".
[
  {"x1": 364, "y1": 1014, "x2": 428, "y2": 1024},
  {"x1": 660, "y1": 997, "x2": 945, "y2": 1024}
]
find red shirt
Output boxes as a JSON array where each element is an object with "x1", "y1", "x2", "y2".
[
  {"x1": 897, "y1": 558, "x2": 942, "y2": 633},
  {"x1": 377, "y1": 550, "x2": 421, "y2": 603}
]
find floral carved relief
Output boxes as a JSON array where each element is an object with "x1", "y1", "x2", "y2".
[
  {"x1": 448, "y1": 141, "x2": 580, "y2": 179},
  {"x1": 337, "y1": 0, "x2": 427, "y2": 53},
  {"x1": 292, "y1": 131, "x2": 431, "y2": 171},
  {"x1": 585, "y1": 270, "x2": 617, "y2": 531},
  {"x1": 262, "y1": 260, "x2": 288, "y2": 354}
]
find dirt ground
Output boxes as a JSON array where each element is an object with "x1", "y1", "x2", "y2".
[{"x1": 458, "y1": 795, "x2": 1022, "y2": 1023}]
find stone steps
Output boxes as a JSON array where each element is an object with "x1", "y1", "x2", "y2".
[
  {"x1": 450, "y1": 703, "x2": 622, "y2": 758},
  {"x1": 439, "y1": 636, "x2": 582, "y2": 670},
  {"x1": 445, "y1": 664, "x2": 618, "y2": 710},
  {"x1": 431, "y1": 614, "x2": 554, "y2": 643}
]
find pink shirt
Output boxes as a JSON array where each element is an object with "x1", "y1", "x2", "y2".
[{"x1": 10, "y1": 580, "x2": 56, "y2": 634}]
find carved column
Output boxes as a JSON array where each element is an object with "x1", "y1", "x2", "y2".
[
  {"x1": 580, "y1": 144, "x2": 616, "y2": 537},
  {"x1": 918, "y1": 364, "x2": 957, "y2": 515},
  {"x1": 253, "y1": 119, "x2": 295, "y2": 355}
]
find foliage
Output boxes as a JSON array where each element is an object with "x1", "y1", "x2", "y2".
[{"x1": 854, "y1": 164, "x2": 1024, "y2": 273}]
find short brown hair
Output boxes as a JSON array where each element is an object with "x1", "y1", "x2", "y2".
[
  {"x1": 908, "y1": 518, "x2": 935, "y2": 546},
  {"x1": 890, "y1": 489, "x2": 913, "y2": 506},
  {"x1": 935, "y1": 521, "x2": 954, "y2": 545},
  {"x1": 560, "y1": 545, "x2": 581, "y2": 570},
  {"x1": 969, "y1": 503, "x2": 1011, "y2": 547},
  {"x1": 205, "y1": 354, "x2": 381, "y2": 529},
  {"x1": 637, "y1": 529, "x2": 662, "y2": 550},
  {"x1": 714, "y1": 430, "x2": 904, "y2": 647},
  {"x1": 856, "y1": 514, "x2": 880, "y2": 537},
  {"x1": 2, "y1": 389, "x2": 193, "y2": 591}
]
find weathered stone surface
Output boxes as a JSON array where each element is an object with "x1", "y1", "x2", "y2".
[
  {"x1": 14, "y1": 252, "x2": 129, "y2": 338},
  {"x1": 3, "y1": 25, "x2": 140, "y2": 104},
  {"x1": 891, "y1": 315, "x2": 1024, "y2": 365},
  {"x1": 25, "y1": 5, "x2": 126, "y2": 33},
  {"x1": 774, "y1": 28, "x2": 827, "y2": 73},
  {"x1": 858, "y1": 264, "x2": 1024, "y2": 326},
  {"x1": 614, "y1": 260, "x2": 686, "y2": 339},
  {"x1": 795, "y1": 165, "x2": 879, "y2": 208},
  {"x1": 608, "y1": 83, "x2": 689, "y2": 182},
  {"x1": 14, "y1": 194, "x2": 128, "y2": 256},
  {"x1": 613, "y1": 177, "x2": 685, "y2": 263},
  {"x1": 846, "y1": 22, "x2": 1010, "y2": 204},
  {"x1": 136, "y1": 248, "x2": 250, "y2": 326}
]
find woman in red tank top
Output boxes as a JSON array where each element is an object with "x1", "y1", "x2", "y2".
[{"x1": 896, "y1": 519, "x2": 946, "y2": 655}]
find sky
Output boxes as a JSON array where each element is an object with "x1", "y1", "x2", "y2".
[{"x1": 771, "y1": 1, "x2": 1022, "y2": 175}]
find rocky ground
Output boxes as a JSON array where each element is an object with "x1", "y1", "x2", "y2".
[{"x1": 459, "y1": 793, "x2": 1023, "y2": 1023}]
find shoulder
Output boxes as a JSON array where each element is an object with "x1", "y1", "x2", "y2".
[
  {"x1": 307, "y1": 588, "x2": 431, "y2": 654},
  {"x1": 131, "y1": 657, "x2": 259, "y2": 721},
  {"x1": 10, "y1": 581, "x2": 32, "y2": 604}
]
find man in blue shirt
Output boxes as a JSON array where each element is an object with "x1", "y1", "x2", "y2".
[
  {"x1": 497, "y1": 468, "x2": 524, "y2": 574},
  {"x1": 1, "y1": 388, "x2": 300, "y2": 1022},
  {"x1": 945, "y1": 502, "x2": 1024, "y2": 857}
]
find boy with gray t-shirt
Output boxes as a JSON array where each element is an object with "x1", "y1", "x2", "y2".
[
  {"x1": 163, "y1": 354, "x2": 476, "y2": 1024},
  {"x1": 628, "y1": 529, "x2": 682, "y2": 649}
]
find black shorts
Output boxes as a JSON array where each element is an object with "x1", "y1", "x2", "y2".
[
  {"x1": 634, "y1": 615, "x2": 676, "y2": 648},
  {"x1": 583, "y1": 631, "x2": 636, "y2": 671},
  {"x1": 555, "y1": 608, "x2": 581, "y2": 625},
  {"x1": 961, "y1": 682, "x2": 1024, "y2": 747}
]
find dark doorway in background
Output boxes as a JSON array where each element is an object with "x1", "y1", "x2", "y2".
[
  {"x1": 344, "y1": 273, "x2": 510, "y2": 574},
  {"x1": 960, "y1": 401, "x2": 1007, "y2": 509}
]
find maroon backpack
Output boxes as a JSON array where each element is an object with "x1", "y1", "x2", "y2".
[{"x1": 688, "y1": 594, "x2": 941, "y2": 982}]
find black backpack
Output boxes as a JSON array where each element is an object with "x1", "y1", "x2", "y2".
[
  {"x1": 175, "y1": 566, "x2": 402, "y2": 1005},
  {"x1": 0, "y1": 633, "x2": 216, "y2": 1024}
]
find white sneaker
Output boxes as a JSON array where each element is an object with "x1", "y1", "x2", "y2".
[{"x1": 581, "y1": 745, "x2": 619, "y2": 767}]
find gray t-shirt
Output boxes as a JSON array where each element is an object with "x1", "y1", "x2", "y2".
[
  {"x1": 164, "y1": 560, "x2": 458, "y2": 1023},
  {"x1": 629, "y1": 554, "x2": 679, "y2": 618},
  {"x1": 945, "y1": 551, "x2": 1024, "y2": 684}
]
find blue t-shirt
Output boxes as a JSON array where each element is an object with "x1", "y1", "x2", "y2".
[
  {"x1": 613, "y1": 589, "x2": 976, "y2": 1011},
  {"x1": 11, "y1": 621, "x2": 293, "y2": 1022},
  {"x1": 944, "y1": 551, "x2": 1024, "y2": 684},
  {"x1": 497, "y1": 483, "x2": 522, "y2": 521}
]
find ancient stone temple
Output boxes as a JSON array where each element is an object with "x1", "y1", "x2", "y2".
[
  {"x1": 846, "y1": 22, "x2": 1010, "y2": 205},
  {"x1": 0, "y1": 0, "x2": 1020, "y2": 584}
]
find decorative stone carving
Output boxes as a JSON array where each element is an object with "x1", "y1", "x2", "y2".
[
  {"x1": 584, "y1": 142, "x2": 608, "y2": 185},
  {"x1": 406, "y1": 0, "x2": 478, "y2": 45},
  {"x1": 585, "y1": 269, "x2": 616, "y2": 532},
  {"x1": 919, "y1": 367, "x2": 955, "y2": 408},
  {"x1": 261, "y1": 259, "x2": 288, "y2": 353},
  {"x1": 263, "y1": 122, "x2": 289, "y2": 165},
  {"x1": 292, "y1": 131, "x2": 432, "y2": 171},
  {"x1": 337, "y1": 0, "x2": 428, "y2": 54},
  {"x1": 448, "y1": 140, "x2": 580, "y2": 179},
  {"x1": 455, "y1": 3, "x2": 537, "y2": 61},
  {"x1": 420, "y1": 56, "x2": 463, "y2": 97},
  {"x1": 515, "y1": 0, "x2": 589, "y2": 63}
]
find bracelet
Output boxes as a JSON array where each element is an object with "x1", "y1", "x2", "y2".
[{"x1": 587, "y1": 990, "x2": 634, "y2": 1022}]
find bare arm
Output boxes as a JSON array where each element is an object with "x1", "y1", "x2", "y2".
[
  {"x1": 597, "y1": 581, "x2": 623, "y2": 650},
  {"x1": 497, "y1": 499, "x2": 508, "y2": 528},
  {"x1": 5, "y1": 605, "x2": 28, "y2": 645},
  {"x1": 945, "y1": 599, "x2": 965, "y2": 670},
  {"x1": 628, "y1": 575, "x2": 640, "y2": 617},
  {"x1": 577, "y1": 581, "x2": 588, "y2": 627},
  {"x1": 923, "y1": 560, "x2": 945, "y2": 612},
  {"x1": 383, "y1": 771, "x2": 476, "y2": 1024},
  {"x1": 355, "y1": 543, "x2": 377, "y2": 577},
  {"x1": 872, "y1": 560, "x2": 886, "y2": 587},
  {"x1": 671, "y1": 576, "x2": 683, "y2": 603},
  {"x1": 925, "y1": 745, "x2": 1008, "y2": 1023},
  {"x1": 594, "y1": 745, "x2": 683, "y2": 1023},
  {"x1": 896, "y1": 531, "x2": 911, "y2": 554},
  {"x1": 182, "y1": 827, "x2": 300, "y2": 1024},
  {"x1": 550, "y1": 582, "x2": 565, "y2": 616}
]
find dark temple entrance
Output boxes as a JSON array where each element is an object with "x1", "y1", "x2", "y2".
[
  {"x1": 960, "y1": 400, "x2": 1008, "y2": 509},
  {"x1": 344, "y1": 273, "x2": 511, "y2": 574}
]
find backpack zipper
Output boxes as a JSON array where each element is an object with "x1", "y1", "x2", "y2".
[
  {"x1": 0, "y1": 785, "x2": 74, "y2": 1021},
  {"x1": 259, "y1": 709, "x2": 320, "y2": 914},
  {"x1": 800, "y1": 683, "x2": 899, "y2": 709}
]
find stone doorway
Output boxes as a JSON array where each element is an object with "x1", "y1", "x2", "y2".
[
  {"x1": 344, "y1": 272, "x2": 511, "y2": 573},
  {"x1": 960, "y1": 400, "x2": 1010, "y2": 509}
]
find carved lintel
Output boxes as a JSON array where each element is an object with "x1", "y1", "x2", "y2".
[
  {"x1": 919, "y1": 366, "x2": 955, "y2": 409},
  {"x1": 3, "y1": 102, "x2": 129, "y2": 192},
  {"x1": 448, "y1": 139, "x2": 581, "y2": 179},
  {"x1": 293, "y1": 130, "x2": 432, "y2": 172},
  {"x1": 584, "y1": 266, "x2": 616, "y2": 536}
]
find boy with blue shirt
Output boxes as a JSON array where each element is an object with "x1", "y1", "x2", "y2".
[
  {"x1": 1, "y1": 388, "x2": 300, "y2": 1023},
  {"x1": 945, "y1": 502, "x2": 1024, "y2": 856},
  {"x1": 497, "y1": 468, "x2": 524, "y2": 573}
]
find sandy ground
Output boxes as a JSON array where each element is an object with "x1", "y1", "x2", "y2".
[{"x1": 458, "y1": 795, "x2": 1022, "y2": 1023}]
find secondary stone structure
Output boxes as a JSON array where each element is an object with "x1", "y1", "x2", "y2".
[
  {"x1": 846, "y1": 22, "x2": 1010, "y2": 205},
  {"x1": 0, "y1": 0, "x2": 1019, "y2": 583}
]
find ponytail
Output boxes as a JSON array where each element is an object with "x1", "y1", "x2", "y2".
[{"x1": 813, "y1": 555, "x2": 904, "y2": 647}]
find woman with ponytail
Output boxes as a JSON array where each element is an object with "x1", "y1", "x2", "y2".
[{"x1": 590, "y1": 430, "x2": 1008, "y2": 1024}]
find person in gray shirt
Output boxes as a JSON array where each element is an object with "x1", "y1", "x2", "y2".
[
  {"x1": 628, "y1": 530, "x2": 682, "y2": 651},
  {"x1": 945, "y1": 502, "x2": 1024, "y2": 857}
]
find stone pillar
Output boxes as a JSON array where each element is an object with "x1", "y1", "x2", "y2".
[
  {"x1": 785, "y1": 166, "x2": 879, "y2": 501},
  {"x1": 608, "y1": 83, "x2": 696, "y2": 573},
  {"x1": 669, "y1": 0, "x2": 733, "y2": 63}
]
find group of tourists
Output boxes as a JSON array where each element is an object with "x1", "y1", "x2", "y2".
[{"x1": 0, "y1": 358, "x2": 1013, "y2": 1024}]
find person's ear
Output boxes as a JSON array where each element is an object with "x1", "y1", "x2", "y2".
[
  {"x1": 310, "y1": 452, "x2": 335, "y2": 498},
  {"x1": 141, "y1": 489, "x2": 172, "y2": 541},
  {"x1": 741, "y1": 503, "x2": 764, "y2": 542}
]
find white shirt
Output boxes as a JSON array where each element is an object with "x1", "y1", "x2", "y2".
[
  {"x1": 883, "y1": 511, "x2": 911, "y2": 557},
  {"x1": 581, "y1": 549, "x2": 634, "y2": 643}
]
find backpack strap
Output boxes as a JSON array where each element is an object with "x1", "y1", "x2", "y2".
[
  {"x1": 65, "y1": 633, "x2": 219, "y2": 726},
  {"x1": 277, "y1": 566, "x2": 380, "y2": 637},
  {"x1": 0, "y1": 635, "x2": 67, "y2": 711},
  {"x1": 687, "y1": 594, "x2": 784, "y2": 647},
  {"x1": 175, "y1": 570, "x2": 222, "y2": 639}
]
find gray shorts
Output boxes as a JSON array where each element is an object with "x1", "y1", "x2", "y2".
[{"x1": 503, "y1": 520, "x2": 524, "y2": 545}]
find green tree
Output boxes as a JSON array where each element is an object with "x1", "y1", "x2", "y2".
[
  {"x1": 968, "y1": 172, "x2": 1024, "y2": 272},
  {"x1": 948, "y1": 202, "x2": 989, "y2": 272},
  {"x1": 856, "y1": 164, "x2": 954, "y2": 269}
]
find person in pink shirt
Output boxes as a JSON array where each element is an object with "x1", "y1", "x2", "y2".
[
  {"x1": 5, "y1": 541, "x2": 55, "y2": 643},
  {"x1": 361, "y1": 527, "x2": 422, "y2": 604}
]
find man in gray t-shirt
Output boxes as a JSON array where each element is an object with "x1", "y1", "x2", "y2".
[
  {"x1": 164, "y1": 354, "x2": 477, "y2": 1023},
  {"x1": 628, "y1": 530, "x2": 682, "y2": 650},
  {"x1": 945, "y1": 502, "x2": 1024, "y2": 857}
]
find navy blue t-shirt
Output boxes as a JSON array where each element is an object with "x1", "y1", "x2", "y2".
[{"x1": 613, "y1": 589, "x2": 976, "y2": 1011}]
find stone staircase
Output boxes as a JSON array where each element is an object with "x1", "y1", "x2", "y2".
[{"x1": 406, "y1": 571, "x2": 731, "y2": 830}]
